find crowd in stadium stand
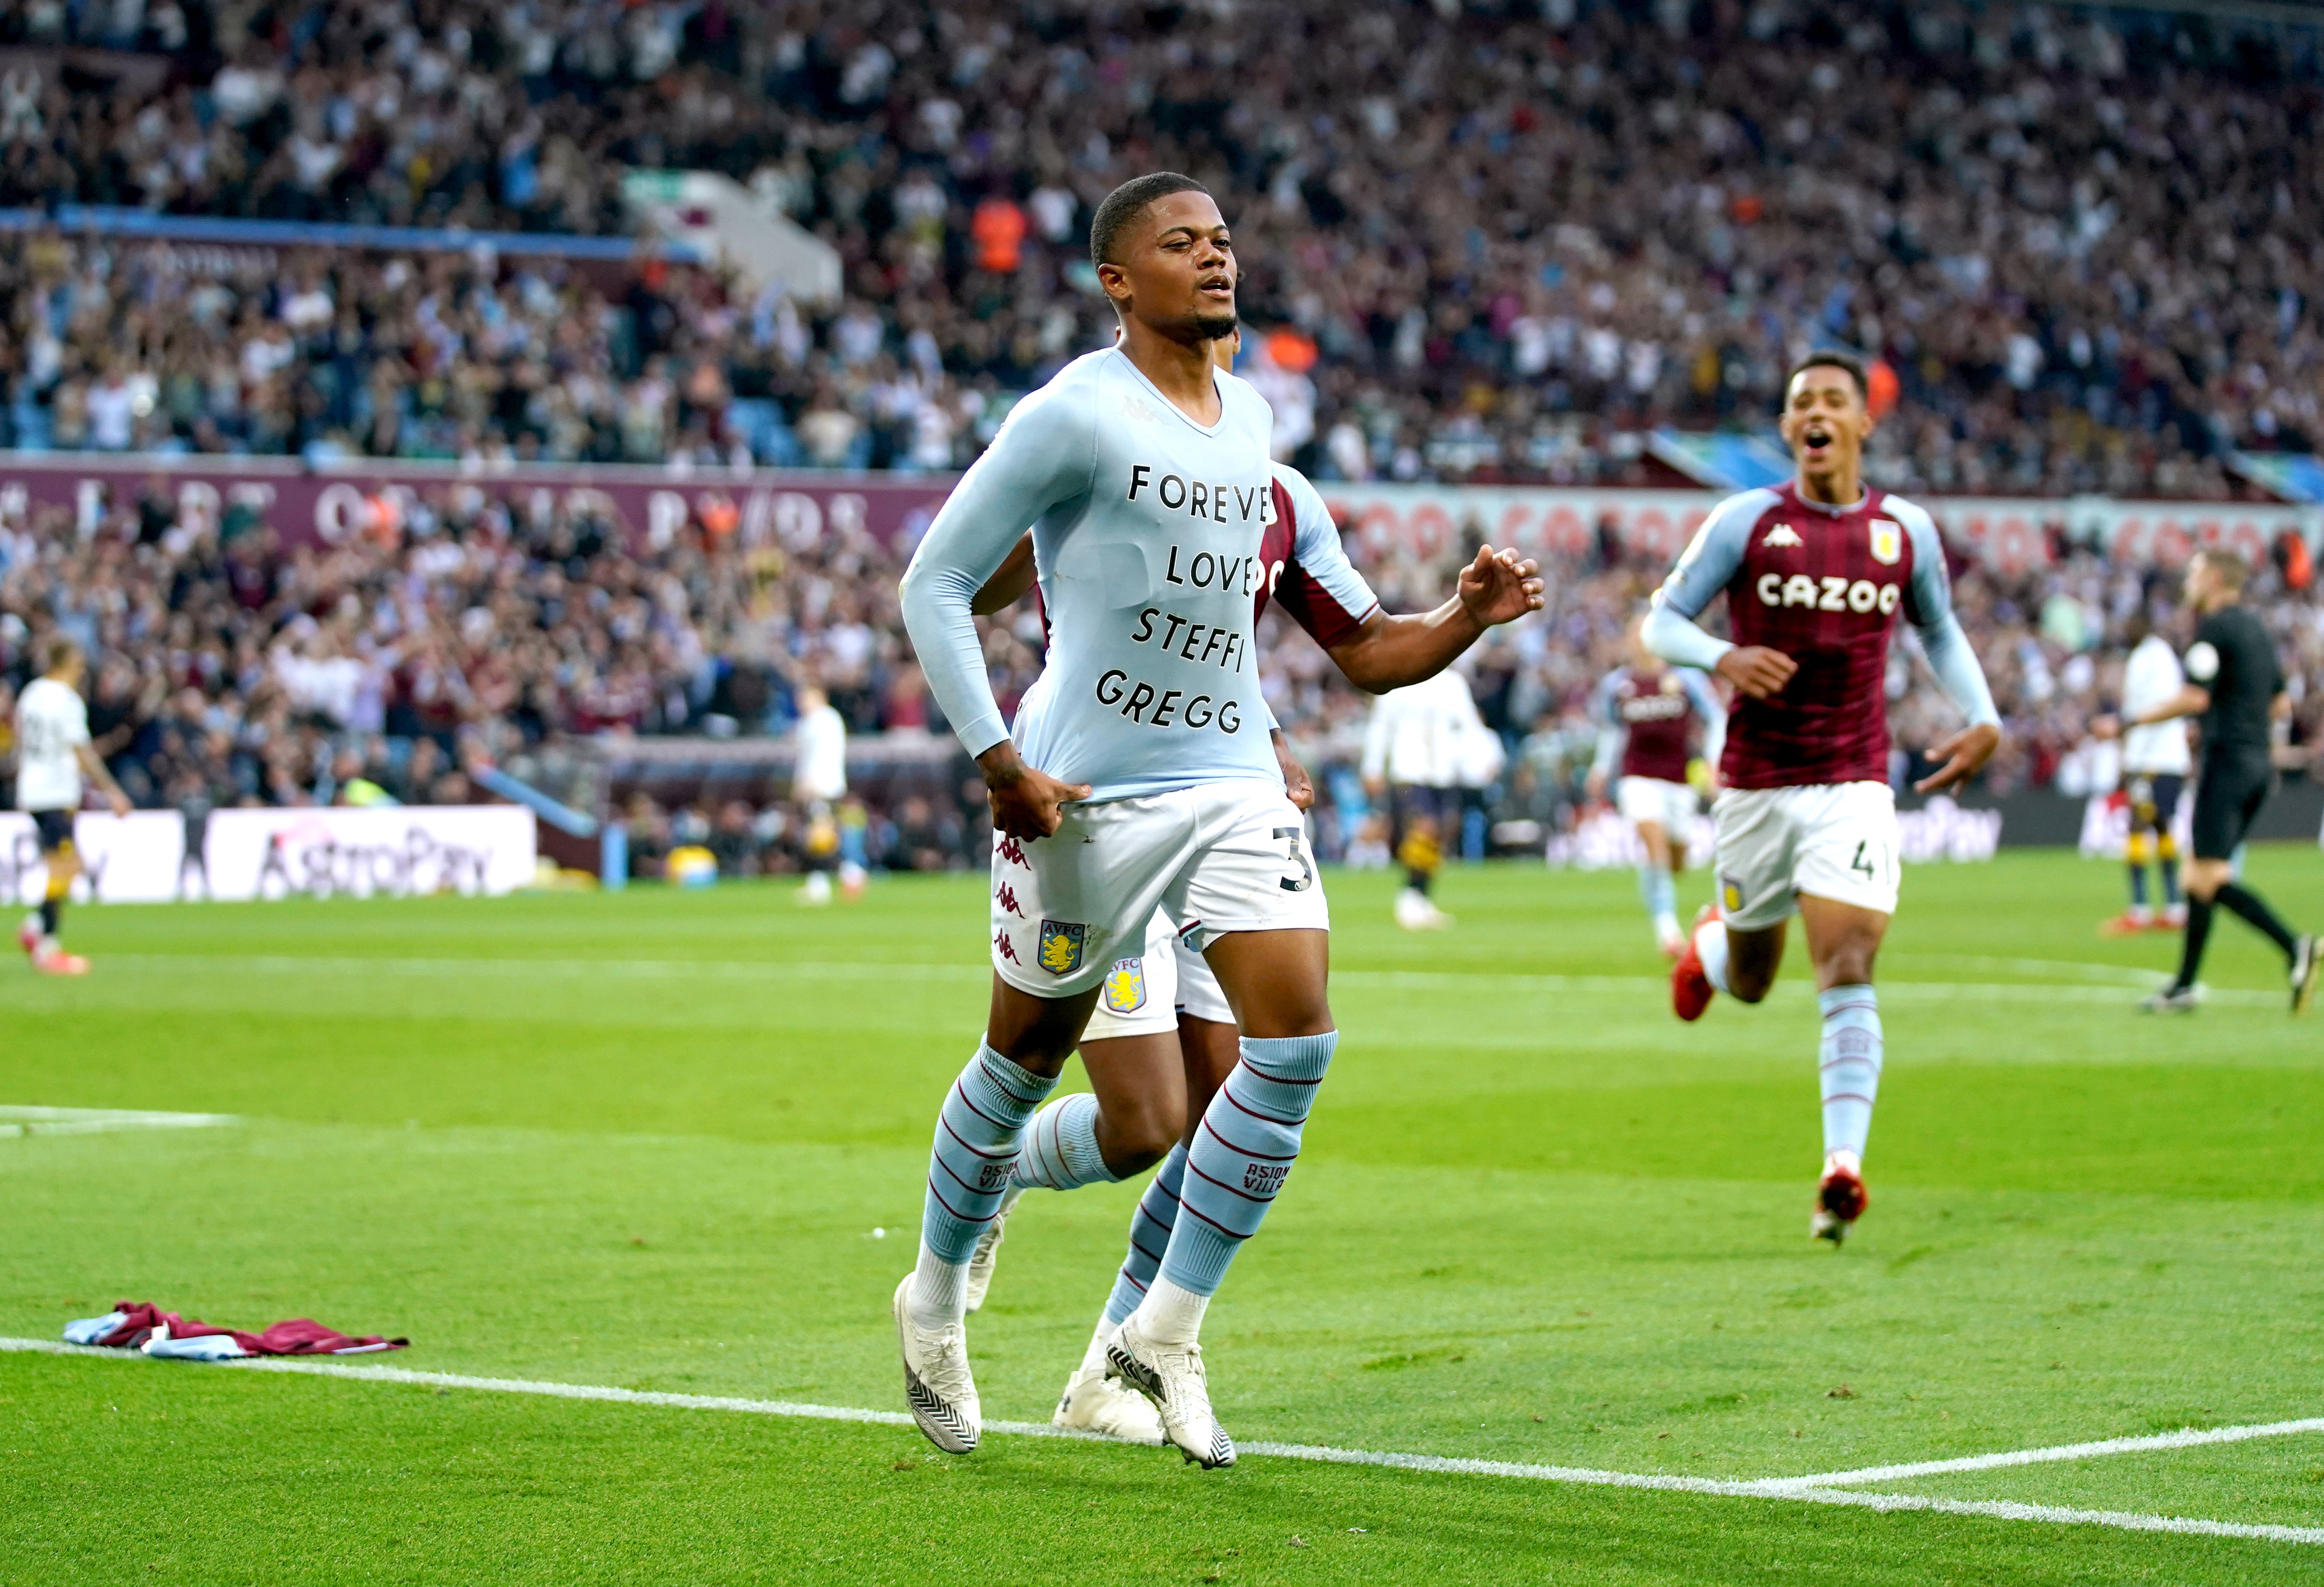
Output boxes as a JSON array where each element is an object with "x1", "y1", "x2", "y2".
[
  {"x1": 5, "y1": 478, "x2": 2320, "y2": 875},
  {"x1": 0, "y1": 1, "x2": 2319, "y2": 497}
]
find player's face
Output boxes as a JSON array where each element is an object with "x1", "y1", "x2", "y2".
[
  {"x1": 1102, "y1": 191, "x2": 1238, "y2": 344},
  {"x1": 2183, "y1": 555, "x2": 2222, "y2": 609},
  {"x1": 1778, "y1": 366, "x2": 1872, "y2": 477}
]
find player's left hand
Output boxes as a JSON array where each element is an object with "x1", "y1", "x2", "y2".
[
  {"x1": 1457, "y1": 546, "x2": 1545, "y2": 628},
  {"x1": 1272, "y1": 732, "x2": 1314, "y2": 812},
  {"x1": 1913, "y1": 723, "x2": 2001, "y2": 795}
]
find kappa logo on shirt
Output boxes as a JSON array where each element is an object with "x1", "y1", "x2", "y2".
[{"x1": 1762, "y1": 523, "x2": 1803, "y2": 548}]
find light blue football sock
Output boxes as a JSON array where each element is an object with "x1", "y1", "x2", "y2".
[
  {"x1": 1152, "y1": 1032, "x2": 1336, "y2": 1300},
  {"x1": 912, "y1": 1042, "x2": 1057, "y2": 1326},
  {"x1": 1009, "y1": 1092, "x2": 1120, "y2": 1193},
  {"x1": 1102, "y1": 1142, "x2": 1186, "y2": 1329},
  {"x1": 1639, "y1": 862, "x2": 1675, "y2": 921},
  {"x1": 1817, "y1": 985, "x2": 1882, "y2": 1159},
  {"x1": 1697, "y1": 916, "x2": 1732, "y2": 994}
]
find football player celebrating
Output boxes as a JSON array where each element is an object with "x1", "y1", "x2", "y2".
[
  {"x1": 1647, "y1": 354, "x2": 2001, "y2": 1243},
  {"x1": 905, "y1": 260, "x2": 1540, "y2": 1464},
  {"x1": 1586, "y1": 615, "x2": 1725, "y2": 955}
]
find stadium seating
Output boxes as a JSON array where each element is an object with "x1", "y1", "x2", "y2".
[{"x1": 0, "y1": 1, "x2": 2315, "y2": 498}]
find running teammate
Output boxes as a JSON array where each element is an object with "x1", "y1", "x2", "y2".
[
  {"x1": 1647, "y1": 353, "x2": 2001, "y2": 1243},
  {"x1": 14, "y1": 637, "x2": 134, "y2": 975},
  {"x1": 896, "y1": 173, "x2": 1539, "y2": 1466},
  {"x1": 1586, "y1": 616, "x2": 1725, "y2": 955},
  {"x1": 2094, "y1": 550, "x2": 2319, "y2": 1013},
  {"x1": 2100, "y1": 614, "x2": 2190, "y2": 936}
]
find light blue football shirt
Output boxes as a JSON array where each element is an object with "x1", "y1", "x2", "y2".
[{"x1": 900, "y1": 347, "x2": 1284, "y2": 802}]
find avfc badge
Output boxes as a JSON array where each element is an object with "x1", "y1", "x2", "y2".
[
  {"x1": 1869, "y1": 518, "x2": 1903, "y2": 565},
  {"x1": 1720, "y1": 875, "x2": 1745, "y2": 915},
  {"x1": 1103, "y1": 956, "x2": 1147, "y2": 1014},
  {"x1": 1037, "y1": 919, "x2": 1088, "y2": 977}
]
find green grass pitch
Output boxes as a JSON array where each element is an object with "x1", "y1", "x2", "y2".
[{"x1": 3, "y1": 845, "x2": 2322, "y2": 1584}]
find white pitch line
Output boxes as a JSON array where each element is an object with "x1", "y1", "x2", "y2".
[
  {"x1": 0, "y1": 1106, "x2": 240, "y2": 1139},
  {"x1": 5, "y1": 1339, "x2": 2318, "y2": 1546},
  {"x1": 1780, "y1": 1416, "x2": 2324, "y2": 1489},
  {"x1": 87, "y1": 953, "x2": 2287, "y2": 1007}
]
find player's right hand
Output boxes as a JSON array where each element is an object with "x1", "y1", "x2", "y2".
[
  {"x1": 1716, "y1": 646, "x2": 1798, "y2": 700},
  {"x1": 978, "y1": 743, "x2": 1091, "y2": 840}
]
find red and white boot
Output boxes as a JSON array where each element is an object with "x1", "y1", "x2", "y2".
[
  {"x1": 1812, "y1": 1150, "x2": 1869, "y2": 1244},
  {"x1": 1670, "y1": 904, "x2": 1719, "y2": 1022}
]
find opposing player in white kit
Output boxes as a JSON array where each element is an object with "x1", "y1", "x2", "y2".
[
  {"x1": 896, "y1": 173, "x2": 1539, "y2": 1466},
  {"x1": 14, "y1": 637, "x2": 133, "y2": 975}
]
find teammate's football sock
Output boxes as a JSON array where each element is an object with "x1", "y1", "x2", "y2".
[
  {"x1": 1102, "y1": 1142, "x2": 1185, "y2": 1329},
  {"x1": 2171, "y1": 898, "x2": 2216, "y2": 991},
  {"x1": 1639, "y1": 863, "x2": 1677, "y2": 938},
  {"x1": 38, "y1": 894, "x2": 61, "y2": 937},
  {"x1": 1816, "y1": 985, "x2": 1882, "y2": 1160},
  {"x1": 2215, "y1": 881, "x2": 2299, "y2": 960},
  {"x1": 1396, "y1": 827, "x2": 1441, "y2": 895},
  {"x1": 1695, "y1": 916, "x2": 1732, "y2": 994},
  {"x1": 1133, "y1": 1275, "x2": 1211, "y2": 1347},
  {"x1": 912, "y1": 1041, "x2": 1057, "y2": 1327},
  {"x1": 1008, "y1": 1093, "x2": 1121, "y2": 1193},
  {"x1": 1147, "y1": 1032, "x2": 1336, "y2": 1309}
]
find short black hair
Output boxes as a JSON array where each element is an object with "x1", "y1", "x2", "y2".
[
  {"x1": 1089, "y1": 171, "x2": 1210, "y2": 273},
  {"x1": 1794, "y1": 353, "x2": 1868, "y2": 406},
  {"x1": 1785, "y1": 351, "x2": 1870, "y2": 404}
]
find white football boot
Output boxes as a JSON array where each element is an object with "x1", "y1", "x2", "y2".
[
  {"x1": 962, "y1": 1188, "x2": 1022, "y2": 1315},
  {"x1": 1107, "y1": 1315, "x2": 1234, "y2": 1468},
  {"x1": 1054, "y1": 1354, "x2": 1164, "y2": 1443},
  {"x1": 1393, "y1": 887, "x2": 1453, "y2": 931},
  {"x1": 893, "y1": 1274, "x2": 979, "y2": 1453}
]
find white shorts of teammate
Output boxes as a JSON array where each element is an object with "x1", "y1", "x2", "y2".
[
  {"x1": 1711, "y1": 781, "x2": 1899, "y2": 931},
  {"x1": 990, "y1": 782, "x2": 1328, "y2": 1004},
  {"x1": 1078, "y1": 908, "x2": 1238, "y2": 1042},
  {"x1": 1616, "y1": 775, "x2": 1698, "y2": 834}
]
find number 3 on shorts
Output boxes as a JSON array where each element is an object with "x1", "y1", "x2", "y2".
[{"x1": 1272, "y1": 826, "x2": 1316, "y2": 893}]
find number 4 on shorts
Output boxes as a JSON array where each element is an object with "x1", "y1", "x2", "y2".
[{"x1": 1850, "y1": 840, "x2": 1876, "y2": 879}]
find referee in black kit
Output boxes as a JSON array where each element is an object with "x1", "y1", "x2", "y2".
[{"x1": 2098, "y1": 547, "x2": 2320, "y2": 1013}]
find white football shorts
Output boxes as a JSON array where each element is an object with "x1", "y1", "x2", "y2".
[
  {"x1": 1078, "y1": 906, "x2": 1182, "y2": 1042},
  {"x1": 1173, "y1": 928, "x2": 1233, "y2": 1024},
  {"x1": 990, "y1": 780, "x2": 1328, "y2": 1001},
  {"x1": 1711, "y1": 781, "x2": 1899, "y2": 931},
  {"x1": 1617, "y1": 775, "x2": 1698, "y2": 834}
]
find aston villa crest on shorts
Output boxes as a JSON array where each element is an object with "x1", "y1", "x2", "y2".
[
  {"x1": 1037, "y1": 919, "x2": 1087, "y2": 976},
  {"x1": 1103, "y1": 956, "x2": 1147, "y2": 1013},
  {"x1": 1720, "y1": 874, "x2": 1745, "y2": 914}
]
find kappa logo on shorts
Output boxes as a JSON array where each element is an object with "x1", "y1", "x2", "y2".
[
  {"x1": 1103, "y1": 957, "x2": 1147, "y2": 1013},
  {"x1": 1037, "y1": 919, "x2": 1087, "y2": 976},
  {"x1": 1720, "y1": 874, "x2": 1745, "y2": 914}
]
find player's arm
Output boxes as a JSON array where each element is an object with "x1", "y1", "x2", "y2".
[
  {"x1": 970, "y1": 533, "x2": 1037, "y2": 615},
  {"x1": 73, "y1": 742, "x2": 133, "y2": 818},
  {"x1": 898, "y1": 393, "x2": 1091, "y2": 837},
  {"x1": 1640, "y1": 495, "x2": 1795, "y2": 698},
  {"x1": 1267, "y1": 468, "x2": 1542, "y2": 693},
  {"x1": 1583, "y1": 671, "x2": 1622, "y2": 802},
  {"x1": 1679, "y1": 667, "x2": 1727, "y2": 790},
  {"x1": 1899, "y1": 510, "x2": 2002, "y2": 794},
  {"x1": 2095, "y1": 630, "x2": 2216, "y2": 737}
]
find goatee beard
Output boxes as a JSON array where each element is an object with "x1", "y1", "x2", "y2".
[{"x1": 1191, "y1": 310, "x2": 1239, "y2": 341}]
